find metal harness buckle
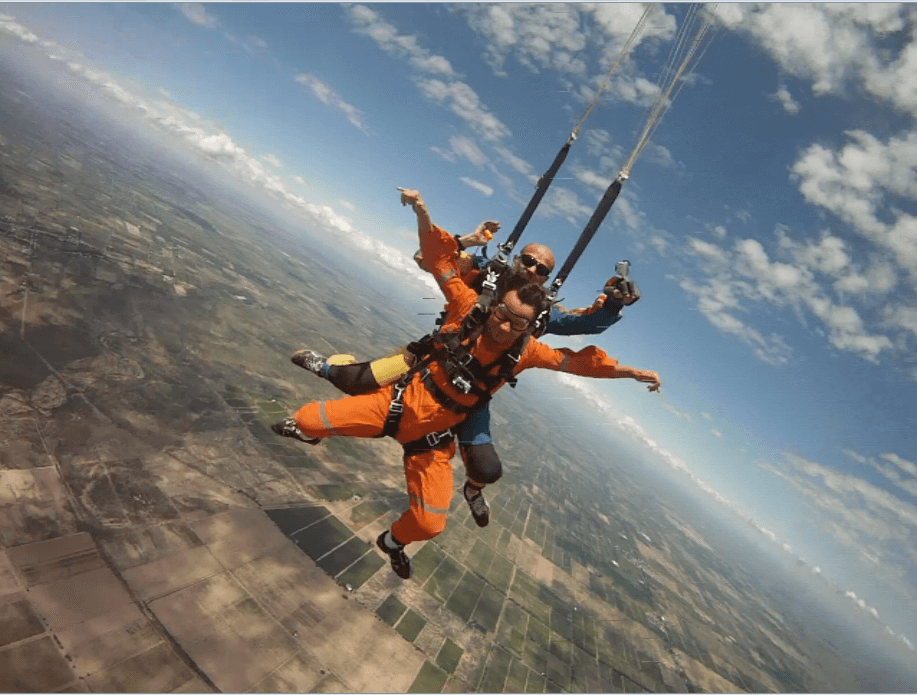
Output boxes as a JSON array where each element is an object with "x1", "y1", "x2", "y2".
[
  {"x1": 425, "y1": 429, "x2": 451, "y2": 448},
  {"x1": 389, "y1": 384, "x2": 406, "y2": 414},
  {"x1": 452, "y1": 375, "x2": 472, "y2": 393}
]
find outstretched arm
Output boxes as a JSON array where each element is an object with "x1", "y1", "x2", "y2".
[
  {"x1": 606, "y1": 363, "x2": 661, "y2": 392},
  {"x1": 547, "y1": 299, "x2": 622, "y2": 336},
  {"x1": 518, "y1": 341, "x2": 661, "y2": 392},
  {"x1": 398, "y1": 188, "x2": 476, "y2": 313},
  {"x1": 399, "y1": 187, "x2": 433, "y2": 237}
]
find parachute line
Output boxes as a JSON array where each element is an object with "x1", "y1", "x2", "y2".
[
  {"x1": 545, "y1": 4, "x2": 719, "y2": 297},
  {"x1": 622, "y1": 4, "x2": 719, "y2": 177},
  {"x1": 572, "y1": 4, "x2": 655, "y2": 139},
  {"x1": 496, "y1": 6, "x2": 653, "y2": 257}
]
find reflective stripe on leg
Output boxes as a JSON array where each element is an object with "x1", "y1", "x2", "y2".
[
  {"x1": 294, "y1": 391, "x2": 391, "y2": 439},
  {"x1": 391, "y1": 447, "x2": 455, "y2": 544},
  {"x1": 319, "y1": 402, "x2": 344, "y2": 436}
]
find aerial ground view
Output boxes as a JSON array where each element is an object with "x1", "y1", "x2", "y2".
[{"x1": 2, "y1": 4, "x2": 917, "y2": 694}]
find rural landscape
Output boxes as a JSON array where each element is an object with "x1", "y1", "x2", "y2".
[{"x1": 0, "y1": 53, "x2": 912, "y2": 693}]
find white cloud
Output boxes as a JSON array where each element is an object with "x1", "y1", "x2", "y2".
[
  {"x1": 884, "y1": 304, "x2": 917, "y2": 338},
  {"x1": 195, "y1": 132, "x2": 243, "y2": 158},
  {"x1": 762, "y1": 452, "x2": 917, "y2": 590},
  {"x1": 176, "y1": 3, "x2": 219, "y2": 29},
  {"x1": 294, "y1": 73, "x2": 370, "y2": 135},
  {"x1": 645, "y1": 144, "x2": 678, "y2": 169},
  {"x1": 572, "y1": 166, "x2": 613, "y2": 191},
  {"x1": 718, "y1": 4, "x2": 913, "y2": 110},
  {"x1": 494, "y1": 146, "x2": 535, "y2": 178},
  {"x1": 460, "y1": 177, "x2": 494, "y2": 197},
  {"x1": 241, "y1": 35, "x2": 269, "y2": 54},
  {"x1": 455, "y1": 3, "x2": 677, "y2": 105},
  {"x1": 414, "y1": 78, "x2": 510, "y2": 142},
  {"x1": 758, "y1": 526, "x2": 777, "y2": 542},
  {"x1": 261, "y1": 153, "x2": 282, "y2": 169},
  {"x1": 539, "y1": 186, "x2": 593, "y2": 226},
  {"x1": 337, "y1": 199, "x2": 356, "y2": 213},
  {"x1": 292, "y1": 175, "x2": 310, "y2": 186},
  {"x1": 0, "y1": 14, "x2": 38, "y2": 43},
  {"x1": 792, "y1": 130, "x2": 917, "y2": 282},
  {"x1": 429, "y1": 146, "x2": 455, "y2": 163},
  {"x1": 681, "y1": 227, "x2": 896, "y2": 363},
  {"x1": 649, "y1": 235, "x2": 668, "y2": 254},
  {"x1": 773, "y1": 85, "x2": 801, "y2": 114},
  {"x1": 584, "y1": 128, "x2": 612, "y2": 157},
  {"x1": 346, "y1": 4, "x2": 457, "y2": 78},
  {"x1": 456, "y1": 4, "x2": 588, "y2": 77},
  {"x1": 448, "y1": 135, "x2": 487, "y2": 166},
  {"x1": 688, "y1": 237, "x2": 730, "y2": 265},
  {"x1": 711, "y1": 429, "x2": 723, "y2": 438},
  {"x1": 661, "y1": 401, "x2": 694, "y2": 422},
  {"x1": 882, "y1": 452, "x2": 917, "y2": 479}
]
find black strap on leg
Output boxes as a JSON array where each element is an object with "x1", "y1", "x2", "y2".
[
  {"x1": 402, "y1": 429, "x2": 454, "y2": 456},
  {"x1": 378, "y1": 372, "x2": 411, "y2": 439}
]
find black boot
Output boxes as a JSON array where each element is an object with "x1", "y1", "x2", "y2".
[{"x1": 376, "y1": 531, "x2": 411, "y2": 579}]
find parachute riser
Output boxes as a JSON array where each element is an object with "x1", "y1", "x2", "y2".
[
  {"x1": 550, "y1": 171, "x2": 628, "y2": 294},
  {"x1": 503, "y1": 134, "x2": 577, "y2": 256}
]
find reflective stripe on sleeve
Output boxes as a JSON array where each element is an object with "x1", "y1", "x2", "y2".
[{"x1": 436, "y1": 269, "x2": 457, "y2": 286}]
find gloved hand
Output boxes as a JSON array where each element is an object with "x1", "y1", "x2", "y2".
[{"x1": 603, "y1": 276, "x2": 641, "y2": 312}]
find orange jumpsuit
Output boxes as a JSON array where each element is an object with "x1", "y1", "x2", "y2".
[{"x1": 294, "y1": 224, "x2": 621, "y2": 545}]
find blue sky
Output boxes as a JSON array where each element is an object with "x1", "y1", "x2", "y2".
[{"x1": 2, "y1": 3, "x2": 917, "y2": 650}]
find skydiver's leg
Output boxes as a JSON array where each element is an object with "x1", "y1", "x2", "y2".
[
  {"x1": 292, "y1": 388, "x2": 391, "y2": 439},
  {"x1": 455, "y1": 402, "x2": 500, "y2": 528},
  {"x1": 390, "y1": 445, "x2": 455, "y2": 545},
  {"x1": 377, "y1": 444, "x2": 454, "y2": 579},
  {"x1": 292, "y1": 349, "x2": 414, "y2": 396}
]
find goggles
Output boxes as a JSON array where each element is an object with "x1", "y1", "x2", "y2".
[{"x1": 493, "y1": 303, "x2": 532, "y2": 331}]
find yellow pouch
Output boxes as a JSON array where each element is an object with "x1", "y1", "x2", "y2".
[{"x1": 370, "y1": 354, "x2": 412, "y2": 386}]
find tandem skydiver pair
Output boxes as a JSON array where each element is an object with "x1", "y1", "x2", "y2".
[{"x1": 272, "y1": 188, "x2": 659, "y2": 579}]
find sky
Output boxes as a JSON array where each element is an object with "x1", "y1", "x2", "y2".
[{"x1": 2, "y1": 2, "x2": 916, "y2": 652}]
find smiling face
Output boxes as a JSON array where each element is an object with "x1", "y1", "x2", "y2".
[
  {"x1": 513, "y1": 243, "x2": 555, "y2": 284},
  {"x1": 485, "y1": 289, "x2": 537, "y2": 344}
]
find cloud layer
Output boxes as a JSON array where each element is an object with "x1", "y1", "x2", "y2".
[{"x1": 294, "y1": 73, "x2": 371, "y2": 134}]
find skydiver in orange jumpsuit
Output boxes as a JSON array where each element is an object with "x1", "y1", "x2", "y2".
[
  {"x1": 291, "y1": 202, "x2": 639, "y2": 529},
  {"x1": 273, "y1": 189, "x2": 660, "y2": 579}
]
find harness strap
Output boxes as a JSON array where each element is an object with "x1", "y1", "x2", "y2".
[
  {"x1": 421, "y1": 369, "x2": 486, "y2": 415},
  {"x1": 378, "y1": 373, "x2": 411, "y2": 439},
  {"x1": 402, "y1": 429, "x2": 454, "y2": 456}
]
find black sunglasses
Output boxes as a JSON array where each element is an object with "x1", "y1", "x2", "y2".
[{"x1": 519, "y1": 254, "x2": 552, "y2": 277}]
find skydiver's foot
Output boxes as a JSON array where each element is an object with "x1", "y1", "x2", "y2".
[
  {"x1": 376, "y1": 531, "x2": 412, "y2": 579},
  {"x1": 291, "y1": 349, "x2": 327, "y2": 376},
  {"x1": 271, "y1": 417, "x2": 320, "y2": 445},
  {"x1": 464, "y1": 481, "x2": 490, "y2": 528}
]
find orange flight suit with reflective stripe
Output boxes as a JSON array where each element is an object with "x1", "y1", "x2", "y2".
[{"x1": 293, "y1": 223, "x2": 620, "y2": 545}]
